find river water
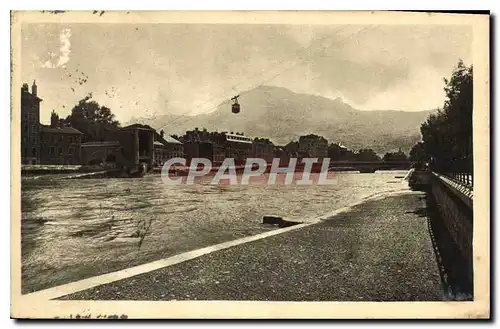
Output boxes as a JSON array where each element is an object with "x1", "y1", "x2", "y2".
[{"x1": 21, "y1": 171, "x2": 409, "y2": 293}]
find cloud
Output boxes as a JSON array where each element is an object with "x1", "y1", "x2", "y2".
[{"x1": 40, "y1": 28, "x2": 72, "y2": 68}]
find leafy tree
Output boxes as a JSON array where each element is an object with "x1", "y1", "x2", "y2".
[
  {"x1": 419, "y1": 60, "x2": 473, "y2": 172},
  {"x1": 355, "y1": 149, "x2": 380, "y2": 162},
  {"x1": 408, "y1": 142, "x2": 428, "y2": 163},
  {"x1": 67, "y1": 93, "x2": 120, "y2": 142},
  {"x1": 382, "y1": 149, "x2": 407, "y2": 162}
]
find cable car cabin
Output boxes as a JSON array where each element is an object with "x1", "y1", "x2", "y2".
[
  {"x1": 232, "y1": 103, "x2": 240, "y2": 114},
  {"x1": 231, "y1": 95, "x2": 240, "y2": 114}
]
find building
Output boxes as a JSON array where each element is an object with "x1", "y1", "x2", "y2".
[
  {"x1": 180, "y1": 129, "x2": 253, "y2": 165},
  {"x1": 298, "y1": 134, "x2": 328, "y2": 159},
  {"x1": 183, "y1": 141, "x2": 216, "y2": 164},
  {"x1": 181, "y1": 129, "x2": 225, "y2": 165},
  {"x1": 113, "y1": 124, "x2": 155, "y2": 170},
  {"x1": 79, "y1": 123, "x2": 160, "y2": 172},
  {"x1": 164, "y1": 135, "x2": 184, "y2": 159},
  {"x1": 21, "y1": 81, "x2": 41, "y2": 164},
  {"x1": 224, "y1": 133, "x2": 253, "y2": 165},
  {"x1": 39, "y1": 111, "x2": 83, "y2": 165},
  {"x1": 153, "y1": 130, "x2": 184, "y2": 166},
  {"x1": 81, "y1": 141, "x2": 122, "y2": 165},
  {"x1": 274, "y1": 146, "x2": 291, "y2": 165},
  {"x1": 251, "y1": 138, "x2": 275, "y2": 163}
]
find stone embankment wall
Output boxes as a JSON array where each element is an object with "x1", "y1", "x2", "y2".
[{"x1": 429, "y1": 173, "x2": 473, "y2": 281}]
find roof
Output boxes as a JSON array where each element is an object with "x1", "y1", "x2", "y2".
[
  {"x1": 120, "y1": 123, "x2": 155, "y2": 131},
  {"x1": 154, "y1": 130, "x2": 183, "y2": 145},
  {"x1": 40, "y1": 125, "x2": 83, "y2": 134},
  {"x1": 164, "y1": 135, "x2": 182, "y2": 144},
  {"x1": 153, "y1": 141, "x2": 164, "y2": 146}
]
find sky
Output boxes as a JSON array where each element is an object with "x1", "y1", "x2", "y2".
[{"x1": 20, "y1": 23, "x2": 472, "y2": 124}]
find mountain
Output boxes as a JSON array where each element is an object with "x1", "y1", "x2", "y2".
[{"x1": 125, "y1": 85, "x2": 433, "y2": 155}]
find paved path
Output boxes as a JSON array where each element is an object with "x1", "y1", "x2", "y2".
[{"x1": 60, "y1": 192, "x2": 444, "y2": 301}]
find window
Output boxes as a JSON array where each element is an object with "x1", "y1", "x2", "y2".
[
  {"x1": 52, "y1": 136, "x2": 57, "y2": 144},
  {"x1": 49, "y1": 147, "x2": 54, "y2": 156},
  {"x1": 68, "y1": 136, "x2": 73, "y2": 143},
  {"x1": 32, "y1": 148, "x2": 36, "y2": 157},
  {"x1": 68, "y1": 147, "x2": 73, "y2": 155},
  {"x1": 59, "y1": 147, "x2": 63, "y2": 156},
  {"x1": 59, "y1": 135, "x2": 64, "y2": 142}
]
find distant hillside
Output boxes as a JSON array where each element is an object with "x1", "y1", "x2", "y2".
[{"x1": 126, "y1": 85, "x2": 433, "y2": 154}]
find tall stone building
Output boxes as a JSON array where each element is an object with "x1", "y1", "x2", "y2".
[{"x1": 21, "y1": 81, "x2": 41, "y2": 164}]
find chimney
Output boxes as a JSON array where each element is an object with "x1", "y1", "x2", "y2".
[
  {"x1": 160, "y1": 129, "x2": 165, "y2": 138},
  {"x1": 50, "y1": 110, "x2": 59, "y2": 128},
  {"x1": 21, "y1": 83, "x2": 29, "y2": 93},
  {"x1": 32, "y1": 80, "x2": 37, "y2": 96}
]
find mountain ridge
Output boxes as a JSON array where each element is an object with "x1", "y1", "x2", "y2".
[{"x1": 126, "y1": 85, "x2": 432, "y2": 154}]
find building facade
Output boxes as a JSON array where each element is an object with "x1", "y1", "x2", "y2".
[
  {"x1": 115, "y1": 124, "x2": 155, "y2": 169},
  {"x1": 224, "y1": 133, "x2": 253, "y2": 165},
  {"x1": 21, "y1": 81, "x2": 41, "y2": 164},
  {"x1": 298, "y1": 134, "x2": 328, "y2": 159},
  {"x1": 81, "y1": 141, "x2": 122, "y2": 165},
  {"x1": 251, "y1": 138, "x2": 275, "y2": 163},
  {"x1": 39, "y1": 122, "x2": 83, "y2": 165},
  {"x1": 153, "y1": 131, "x2": 184, "y2": 166}
]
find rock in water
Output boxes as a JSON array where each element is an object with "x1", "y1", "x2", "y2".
[
  {"x1": 262, "y1": 215, "x2": 283, "y2": 225},
  {"x1": 263, "y1": 215, "x2": 302, "y2": 227}
]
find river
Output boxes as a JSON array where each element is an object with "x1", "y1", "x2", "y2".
[{"x1": 21, "y1": 171, "x2": 409, "y2": 293}]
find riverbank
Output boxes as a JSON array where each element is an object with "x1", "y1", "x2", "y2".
[{"x1": 33, "y1": 191, "x2": 444, "y2": 301}]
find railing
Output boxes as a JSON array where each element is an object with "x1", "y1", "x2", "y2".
[{"x1": 438, "y1": 155, "x2": 473, "y2": 189}]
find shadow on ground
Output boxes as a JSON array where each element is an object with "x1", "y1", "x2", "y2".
[{"x1": 407, "y1": 193, "x2": 473, "y2": 301}]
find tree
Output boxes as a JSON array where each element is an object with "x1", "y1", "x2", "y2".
[
  {"x1": 408, "y1": 142, "x2": 428, "y2": 163},
  {"x1": 419, "y1": 60, "x2": 473, "y2": 173},
  {"x1": 382, "y1": 149, "x2": 407, "y2": 162},
  {"x1": 355, "y1": 149, "x2": 380, "y2": 162},
  {"x1": 67, "y1": 93, "x2": 120, "y2": 142}
]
